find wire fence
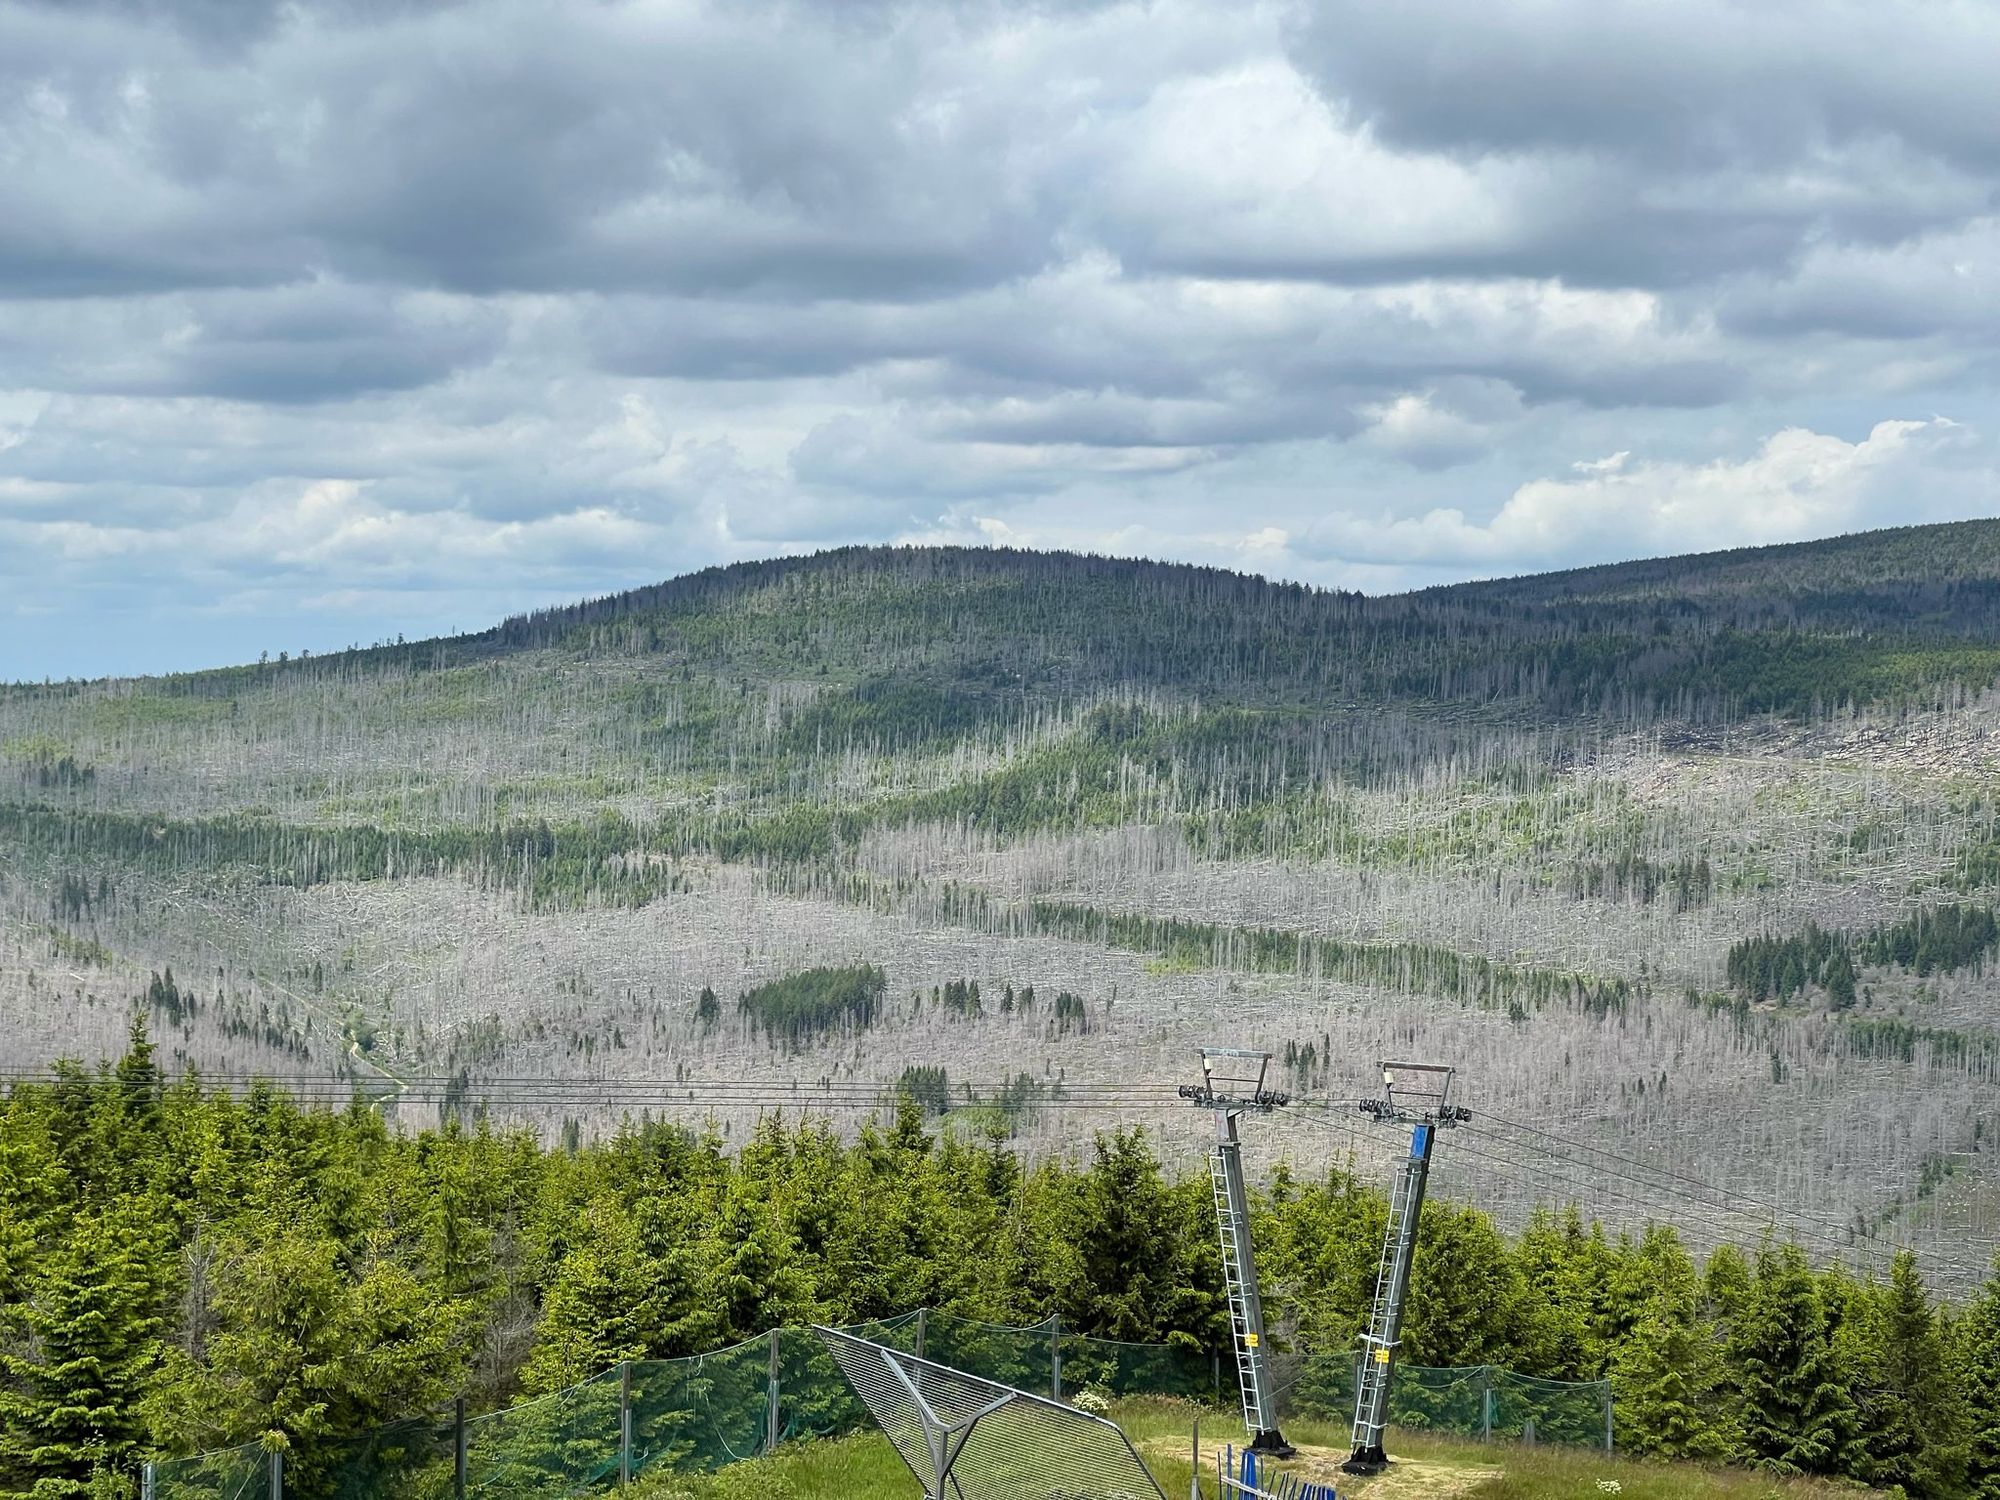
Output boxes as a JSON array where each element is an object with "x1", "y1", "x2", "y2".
[
  {"x1": 146, "y1": 1311, "x2": 1611, "y2": 1500},
  {"x1": 1284, "y1": 1353, "x2": 1612, "y2": 1449},
  {"x1": 147, "y1": 1440, "x2": 280, "y2": 1500}
]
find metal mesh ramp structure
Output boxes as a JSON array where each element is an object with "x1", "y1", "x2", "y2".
[{"x1": 814, "y1": 1325, "x2": 1168, "y2": 1500}]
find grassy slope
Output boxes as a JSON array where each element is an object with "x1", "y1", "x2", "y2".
[{"x1": 634, "y1": 1402, "x2": 1877, "y2": 1500}]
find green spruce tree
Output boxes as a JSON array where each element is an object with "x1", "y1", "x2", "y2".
[
  {"x1": 521, "y1": 1199, "x2": 651, "y2": 1394},
  {"x1": 1959, "y1": 1255, "x2": 2000, "y2": 1500},
  {"x1": 1609, "y1": 1233, "x2": 1732, "y2": 1462},
  {"x1": 1856, "y1": 1250, "x2": 1966, "y2": 1498},
  {"x1": 1729, "y1": 1241, "x2": 1857, "y2": 1476},
  {"x1": 0, "y1": 1202, "x2": 166, "y2": 1498}
]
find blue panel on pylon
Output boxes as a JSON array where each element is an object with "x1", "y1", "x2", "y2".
[{"x1": 1411, "y1": 1123, "x2": 1430, "y2": 1156}]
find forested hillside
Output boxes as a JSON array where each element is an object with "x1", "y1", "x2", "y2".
[
  {"x1": 0, "y1": 1037, "x2": 1992, "y2": 1498},
  {"x1": 6, "y1": 526, "x2": 2000, "y2": 1297}
]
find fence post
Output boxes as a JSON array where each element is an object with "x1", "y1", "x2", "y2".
[
  {"x1": 619, "y1": 1362, "x2": 633, "y2": 1487},
  {"x1": 454, "y1": 1397, "x2": 467, "y2": 1500},
  {"x1": 1480, "y1": 1367, "x2": 1493, "y2": 1442},
  {"x1": 1602, "y1": 1384, "x2": 1614, "y2": 1453},
  {"x1": 766, "y1": 1329, "x2": 782, "y2": 1453},
  {"x1": 268, "y1": 1449, "x2": 282, "y2": 1500},
  {"x1": 1050, "y1": 1315, "x2": 1063, "y2": 1402},
  {"x1": 1212, "y1": 1349, "x2": 1220, "y2": 1404},
  {"x1": 142, "y1": 1463, "x2": 155, "y2": 1500},
  {"x1": 915, "y1": 1308, "x2": 927, "y2": 1363}
]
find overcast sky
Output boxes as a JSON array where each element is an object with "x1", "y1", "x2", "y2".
[{"x1": 4, "y1": 0, "x2": 1998, "y2": 679}]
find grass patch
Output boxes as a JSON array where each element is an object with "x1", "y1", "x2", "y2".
[
  {"x1": 631, "y1": 1401, "x2": 1880, "y2": 1500},
  {"x1": 630, "y1": 1431, "x2": 919, "y2": 1498}
]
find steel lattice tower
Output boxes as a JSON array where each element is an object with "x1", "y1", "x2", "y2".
[
  {"x1": 1183, "y1": 1047, "x2": 1295, "y2": 1459},
  {"x1": 1344, "y1": 1061, "x2": 1468, "y2": 1476}
]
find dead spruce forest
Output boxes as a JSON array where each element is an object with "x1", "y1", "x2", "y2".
[{"x1": 10, "y1": 525, "x2": 2000, "y2": 1291}]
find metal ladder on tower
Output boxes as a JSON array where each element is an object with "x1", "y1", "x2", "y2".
[
  {"x1": 1350, "y1": 1143, "x2": 1421, "y2": 1459},
  {"x1": 1210, "y1": 1143, "x2": 1271, "y2": 1439}
]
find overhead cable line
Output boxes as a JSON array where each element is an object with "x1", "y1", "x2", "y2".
[
  {"x1": 1294, "y1": 1104, "x2": 1976, "y2": 1283},
  {"x1": 1470, "y1": 1106, "x2": 1893, "y2": 1249},
  {"x1": 0, "y1": 1065, "x2": 1189, "y2": 1113},
  {"x1": 1305, "y1": 1095, "x2": 1947, "y2": 1266},
  {"x1": 1457, "y1": 1116, "x2": 1976, "y2": 1278}
]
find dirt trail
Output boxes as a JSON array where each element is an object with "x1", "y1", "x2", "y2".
[{"x1": 1143, "y1": 1436, "x2": 1502, "y2": 1499}]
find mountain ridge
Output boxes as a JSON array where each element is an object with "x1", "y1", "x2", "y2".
[
  {"x1": 21, "y1": 517, "x2": 2000, "y2": 693},
  {"x1": 27, "y1": 521, "x2": 2000, "y2": 734}
]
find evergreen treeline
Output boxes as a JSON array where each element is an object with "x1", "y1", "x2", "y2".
[
  {"x1": 1859, "y1": 904, "x2": 2000, "y2": 975},
  {"x1": 483, "y1": 535, "x2": 2000, "y2": 721},
  {"x1": 895, "y1": 1064, "x2": 951, "y2": 1115},
  {"x1": 35, "y1": 521, "x2": 1978, "y2": 719},
  {"x1": 1726, "y1": 924, "x2": 1856, "y2": 1007},
  {"x1": 1727, "y1": 904, "x2": 2000, "y2": 1006},
  {"x1": 1562, "y1": 852, "x2": 1712, "y2": 910},
  {"x1": 736, "y1": 966, "x2": 886, "y2": 1047},
  {"x1": 24, "y1": 526, "x2": 2000, "y2": 752},
  {"x1": 4, "y1": 1029, "x2": 1999, "y2": 1498},
  {"x1": 0, "y1": 805, "x2": 696, "y2": 912},
  {"x1": 1841, "y1": 1016, "x2": 2000, "y2": 1071},
  {"x1": 1024, "y1": 901, "x2": 1637, "y2": 1018}
]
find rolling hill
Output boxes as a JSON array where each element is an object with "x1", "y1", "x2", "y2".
[{"x1": 7, "y1": 523, "x2": 2000, "y2": 1288}]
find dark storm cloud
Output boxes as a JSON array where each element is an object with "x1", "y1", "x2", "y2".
[
  {"x1": 161, "y1": 285, "x2": 502, "y2": 403},
  {"x1": 1281, "y1": 1, "x2": 1999, "y2": 295},
  {"x1": 0, "y1": 0, "x2": 1071, "y2": 301},
  {"x1": 2, "y1": 283, "x2": 506, "y2": 403},
  {"x1": 1289, "y1": 1, "x2": 2000, "y2": 172}
]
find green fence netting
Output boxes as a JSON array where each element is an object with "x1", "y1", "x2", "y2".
[
  {"x1": 922, "y1": 1313, "x2": 1062, "y2": 1395},
  {"x1": 915, "y1": 1312, "x2": 1214, "y2": 1402},
  {"x1": 1491, "y1": 1367, "x2": 1613, "y2": 1448},
  {"x1": 161, "y1": 1310, "x2": 1611, "y2": 1499},
  {"x1": 775, "y1": 1319, "x2": 908, "y2": 1447},
  {"x1": 1058, "y1": 1329, "x2": 1215, "y2": 1402},
  {"x1": 625, "y1": 1332, "x2": 770, "y2": 1478},
  {"x1": 465, "y1": 1364, "x2": 627, "y2": 1499},
  {"x1": 319, "y1": 1409, "x2": 456, "y2": 1500},
  {"x1": 1287, "y1": 1352, "x2": 1609, "y2": 1447},
  {"x1": 152, "y1": 1439, "x2": 277, "y2": 1500}
]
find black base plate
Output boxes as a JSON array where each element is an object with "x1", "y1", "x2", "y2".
[{"x1": 1341, "y1": 1444, "x2": 1388, "y2": 1475}]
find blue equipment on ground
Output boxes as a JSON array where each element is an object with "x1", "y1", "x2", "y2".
[{"x1": 1218, "y1": 1441, "x2": 1339, "y2": 1499}]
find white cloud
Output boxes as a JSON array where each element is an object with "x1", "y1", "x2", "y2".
[
  {"x1": 1305, "y1": 418, "x2": 1977, "y2": 568},
  {"x1": 1355, "y1": 379, "x2": 1527, "y2": 469},
  {"x1": 1081, "y1": 59, "x2": 1554, "y2": 278}
]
